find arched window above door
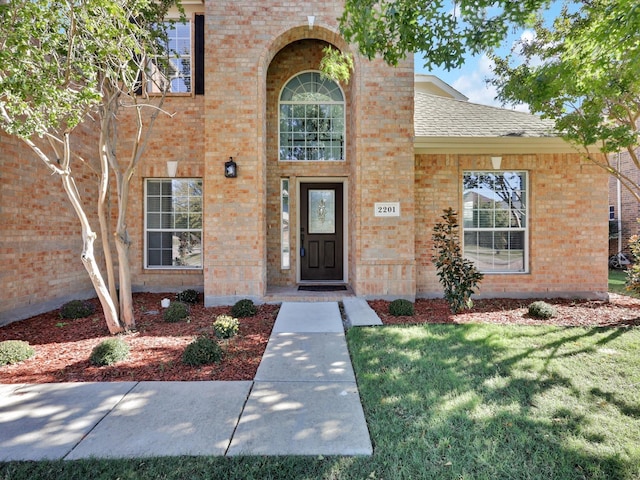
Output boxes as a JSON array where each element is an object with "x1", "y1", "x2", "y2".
[{"x1": 279, "y1": 71, "x2": 345, "y2": 161}]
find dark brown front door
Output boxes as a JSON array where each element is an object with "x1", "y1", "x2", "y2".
[{"x1": 300, "y1": 183, "x2": 343, "y2": 281}]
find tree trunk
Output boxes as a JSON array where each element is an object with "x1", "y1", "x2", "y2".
[{"x1": 60, "y1": 169, "x2": 124, "y2": 335}]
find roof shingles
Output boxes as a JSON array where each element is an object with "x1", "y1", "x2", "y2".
[{"x1": 414, "y1": 92, "x2": 556, "y2": 138}]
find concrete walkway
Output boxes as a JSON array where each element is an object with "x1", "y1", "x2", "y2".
[{"x1": 0, "y1": 300, "x2": 379, "y2": 461}]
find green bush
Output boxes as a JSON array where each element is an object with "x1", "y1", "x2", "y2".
[
  {"x1": 627, "y1": 233, "x2": 640, "y2": 294},
  {"x1": 389, "y1": 299, "x2": 415, "y2": 316},
  {"x1": 89, "y1": 338, "x2": 130, "y2": 366},
  {"x1": 528, "y1": 301, "x2": 557, "y2": 319},
  {"x1": 164, "y1": 301, "x2": 189, "y2": 323},
  {"x1": 182, "y1": 336, "x2": 223, "y2": 366},
  {"x1": 176, "y1": 289, "x2": 200, "y2": 304},
  {"x1": 432, "y1": 208, "x2": 484, "y2": 313},
  {"x1": 231, "y1": 299, "x2": 257, "y2": 318},
  {"x1": 0, "y1": 340, "x2": 35, "y2": 366},
  {"x1": 60, "y1": 299, "x2": 95, "y2": 319},
  {"x1": 213, "y1": 314, "x2": 239, "y2": 339}
]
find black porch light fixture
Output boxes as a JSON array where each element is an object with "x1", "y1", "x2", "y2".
[{"x1": 225, "y1": 157, "x2": 237, "y2": 178}]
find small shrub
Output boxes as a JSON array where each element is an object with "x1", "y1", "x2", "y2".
[
  {"x1": 176, "y1": 289, "x2": 200, "y2": 304},
  {"x1": 0, "y1": 340, "x2": 35, "y2": 366},
  {"x1": 389, "y1": 299, "x2": 415, "y2": 316},
  {"x1": 432, "y1": 208, "x2": 484, "y2": 313},
  {"x1": 164, "y1": 301, "x2": 189, "y2": 323},
  {"x1": 213, "y1": 314, "x2": 239, "y2": 339},
  {"x1": 182, "y1": 336, "x2": 223, "y2": 366},
  {"x1": 89, "y1": 338, "x2": 130, "y2": 366},
  {"x1": 60, "y1": 300, "x2": 95, "y2": 319},
  {"x1": 231, "y1": 299, "x2": 257, "y2": 318},
  {"x1": 528, "y1": 301, "x2": 557, "y2": 319},
  {"x1": 627, "y1": 234, "x2": 640, "y2": 294}
]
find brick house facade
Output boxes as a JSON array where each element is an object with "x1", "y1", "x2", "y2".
[
  {"x1": 608, "y1": 149, "x2": 640, "y2": 262},
  {"x1": 0, "y1": 0, "x2": 609, "y2": 324}
]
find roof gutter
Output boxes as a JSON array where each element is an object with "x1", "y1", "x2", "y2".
[{"x1": 414, "y1": 136, "x2": 578, "y2": 155}]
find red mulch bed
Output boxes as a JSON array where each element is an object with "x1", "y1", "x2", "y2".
[
  {"x1": 370, "y1": 294, "x2": 640, "y2": 328},
  {"x1": 0, "y1": 293, "x2": 278, "y2": 384},
  {"x1": 3, "y1": 293, "x2": 640, "y2": 384}
]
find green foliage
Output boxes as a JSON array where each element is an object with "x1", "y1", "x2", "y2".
[
  {"x1": 176, "y1": 289, "x2": 200, "y2": 304},
  {"x1": 59, "y1": 300, "x2": 96, "y2": 319},
  {"x1": 0, "y1": 340, "x2": 35, "y2": 366},
  {"x1": 319, "y1": 46, "x2": 354, "y2": 84},
  {"x1": 0, "y1": 0, "x2": 179, "y2": 138},
  {"x1": 164, "y1": 301, "x2": 189, "y2": 323},
  {"x1": 182, "y1": 336, "x2": 223, "y2": 366},
  {"x1": 213, "y1": 314, "x2": 239, "y2": 339},
  {"x1": 528, "y1": 301, "x2": 557, "y2": 319},
  {"x1": 626, "y1": 234, "x2": 640, "y2": 295},
  {"x1": 89, "y1": 338, "x2": 130, "y2": 366},
  {"x1": 432, "y1": 208, "x2": 484, "y2": 313},
  {"x1": 339, "y1": 0, "x2": 548, "y2": 70},
  {"x1": 231, "y1": 299, "x2": 257, "y2": 318},
  {"x1": 389, "y1": 299, "x2": 415, "y2": 317},
  {"x1": 490, "y1": 0, "x2": 640, "y2": 200}
]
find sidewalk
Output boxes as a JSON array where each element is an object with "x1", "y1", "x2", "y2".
[{"x1": 0, "y1": 300, "x2": 381, "y2": 461}]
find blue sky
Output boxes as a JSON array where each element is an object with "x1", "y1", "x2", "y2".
[{"x1": 414, "y1": 2, "x2": 565, "y2": 109}]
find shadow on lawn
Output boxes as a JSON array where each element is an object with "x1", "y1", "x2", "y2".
[{"x1": 347, "y1": 323, "x2": 640, "y2": 480}]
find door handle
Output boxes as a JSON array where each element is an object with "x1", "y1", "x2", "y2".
[{"x1": 300, "y1": 234, "x2": 305, "y2": 257}]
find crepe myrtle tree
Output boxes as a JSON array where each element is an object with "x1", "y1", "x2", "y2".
[
  {"x1": 0, "y1": 0, "x2": 182, "y2": 334},
  {"x1": 490, "y1": 0, "x2": 640, "y2": 201}
]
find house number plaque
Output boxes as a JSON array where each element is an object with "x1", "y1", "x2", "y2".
[{"x1": 375, "y1": 202, "x2": 400, "y2": 217}]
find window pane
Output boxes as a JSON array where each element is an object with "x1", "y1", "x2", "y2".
[
  {"x1": 463, "y1": 171, "x2": 527, "y2": 273},
  {"x1": 279, "y1": 72, "x2": 345, "y2": 161},
  {"x1": 146, "y1": 178, "x2": 202, "y2": 269}
]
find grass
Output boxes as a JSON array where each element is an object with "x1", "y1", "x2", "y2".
[
  {"x1": 609, "y1": 268, "x2": 637, "y2": 297},
  {"x1": 3, "y1": 323, "x2": 640, "y2": 479},
  {"x1": 2, "y1": 280, "x2": 640, "y2": 479}
]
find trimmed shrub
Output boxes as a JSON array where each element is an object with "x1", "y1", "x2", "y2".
[
  {"x1": 213, "y1": 314, "x2": 239, "y2": 339},
  {"x1": 90, "y1": 338, "x2": 130, "y2": 366},
  {"x1": 0, "y1": 340, "x2": 35, "y2": 366},
  {"x1": 60, "y1": 300, "x2": 95, "y2": 319},
  {"x1": 528, "y1": 301, "x2": 557, "y2": 319},
  {"x1": 389, "y1": 299, "x2": 415, "y2": 316},
  {"x1": 176, "y1": 289, "x2": 200, "y2": 304},
  {"x1": 231, "y1": 299, "x2": 257, "y2": 318},
  {"x1": 182, "y1": 336, "x2": 223, "y2": 366},
  {"x1": 164, "y1": 301, "x2": 189, "y2": 323}
]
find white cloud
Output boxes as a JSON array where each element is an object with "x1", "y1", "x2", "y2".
[{"x1": 451, "y1": 54, "x2": 529, "y2": 112}]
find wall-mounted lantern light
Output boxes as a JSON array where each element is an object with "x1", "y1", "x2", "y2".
[
  {"x1": 166, "y1": 160, "x2": 178, "y2": 178},
  {"x1": 491, "y1": 156, "x2": 502, "y2": 170},
  {"x1": 307, "y1": 15, "x2": 315, "y2": 30},
  {"x1": 225, "y1": 157, "x2": 237, "y2": 178}
]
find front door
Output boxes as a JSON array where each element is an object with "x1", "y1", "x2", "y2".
[{"x1": 300, "y1": 183, "x2": 344, "y2": 281}]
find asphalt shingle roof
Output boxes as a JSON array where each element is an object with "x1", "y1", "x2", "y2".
[{"x1": 414, "y1": 92, "x2": 556, "y2": 138}]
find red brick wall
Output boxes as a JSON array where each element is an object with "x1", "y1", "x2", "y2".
[
  {"x1": 416, "y1": 153, "x2": 609, "y2": 298},
  {"x1": 608, "y1": 150, "x2": 640, "y2": 258},
  {"x1": 0, "y1": 127, "x2": 100, "y2": 324}
]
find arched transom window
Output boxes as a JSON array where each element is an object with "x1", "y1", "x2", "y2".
[{"x1": 279, "y1": 71, "x2": 345, "y2": 161}]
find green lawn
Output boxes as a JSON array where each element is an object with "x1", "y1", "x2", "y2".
[
  {"x1": 3, "y1": 322, "x2": 640, "y2": 479},
  {"x1": 609, "y1": 268, "x2": 636, "y2": 296}
]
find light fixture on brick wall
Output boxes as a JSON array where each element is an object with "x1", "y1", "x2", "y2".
[
  {"x1": 166, "y1": 160, "x2": 178, "y2": 178},
  {"x1": 491, "y1": 156, "x2": 502, "y2": 170},
  {"x1": 307, "y1": 15, "x2": 315, "y2": 30},
  {"x1": 225, "y1": 157, "x2": 237, "y2": 178}
]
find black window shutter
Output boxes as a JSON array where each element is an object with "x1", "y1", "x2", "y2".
[{"x1": 194, "y1": 14, "x2": 205, "y2": 95}]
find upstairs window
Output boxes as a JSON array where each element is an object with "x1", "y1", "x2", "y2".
[
  {"x1": 279, "y1": 71, "x2": 345, "y2": 161},
  {"x1": 463, "y1": 171, "x2": 528, "y2": 273},
  {"x1": 146, "y1": 15, "x2": 204, "y2": 95}
]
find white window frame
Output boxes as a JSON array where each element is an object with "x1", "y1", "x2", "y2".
[
  {"x1": 462, "y1": 171, "x2": 529, "y2": 274},
  {"x1": 147, "y1": 20, "x2": 192, "y2": 94},
  {"x1": 278, "y1": 70, "x2": 346, "y2": 162},
  {"x1": 144, "y1": 178, "x2": 203, "y2": 269}
]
